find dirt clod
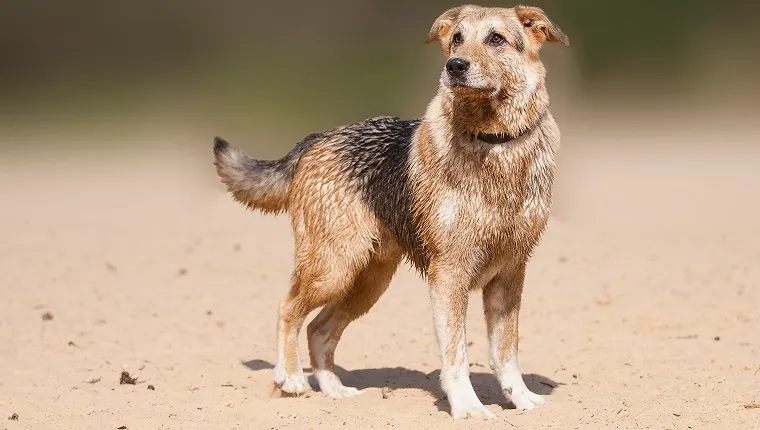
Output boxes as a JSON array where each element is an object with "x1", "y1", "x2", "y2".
[
  {"x1": 147, "y1": 385, "x2": 155, "y2": 390},
  {"x1": 119, "y1": 371, "x2": 138, "y2": 385},
  {"x1": 42, "y1": 312, "x2": 54, "y2": 321},
  {"x1": 8, "y1": 413, "x2": 19, "y2": 421}
]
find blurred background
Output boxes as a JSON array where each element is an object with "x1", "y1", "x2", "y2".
[
  {"x1": 4, "y1": 4, "x2": 760, "y2": 426},
  {"x1": 1, "y1": 0, "x2": 759, "y2": 231}
]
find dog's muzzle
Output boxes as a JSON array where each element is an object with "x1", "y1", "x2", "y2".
[{"x1": 446, "y1": 58, "x2": 470, "y2": 81}]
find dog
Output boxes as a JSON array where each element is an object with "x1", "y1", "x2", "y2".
[{"x1": 213, "y1": 4, "x2": 568, "y2": 419}]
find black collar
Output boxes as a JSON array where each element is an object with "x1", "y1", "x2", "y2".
[{"x1": 473, "y1": 128, "x2": 529, "y2": 144}]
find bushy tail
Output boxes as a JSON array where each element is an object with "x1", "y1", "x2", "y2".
[{"x1": 213, "y1": 137, "x2": 297, "y2": 214}]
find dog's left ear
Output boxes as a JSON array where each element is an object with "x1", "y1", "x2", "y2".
[
  {"x1": 515, "y1": 5, "x2": 570, "y2": 47},
  {"x1": 424, "y1": 6, "x2": 464, "y2": 45}
]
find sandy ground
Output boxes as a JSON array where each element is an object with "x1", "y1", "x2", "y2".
[{"x1": 1, "y1": 128, "x2": 759, "y2": 430}]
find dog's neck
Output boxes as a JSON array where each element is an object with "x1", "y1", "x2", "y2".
[{"x1": 439, "y1": 82, "x2": 550, "y2": 140}]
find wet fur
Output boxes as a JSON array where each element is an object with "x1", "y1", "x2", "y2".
[{"x1": 213, "y1": 4, "x2": 568, "y2": 419}]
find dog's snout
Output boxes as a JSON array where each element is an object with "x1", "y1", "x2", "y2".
[{"x1": 446, "y1": 58, "x2": 470, "y2": 78}]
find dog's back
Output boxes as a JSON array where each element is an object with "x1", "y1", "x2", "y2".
[{"x1": 215, "y1": 117, "x2": 431, "y2": 268}]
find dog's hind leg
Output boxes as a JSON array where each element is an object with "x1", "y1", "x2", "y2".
[
  {"x1": 274, "y1": 252, "x2": 359, "y2": 395},
  {"x1": 273, "y1": 279, "x2": 320, "y2": 395},
  {"x1": 306, "y1": 241, "x2": 401, "y2": 398},
  {"x1": 273, "y1": 213, "x2": 381, "y2": 396}
]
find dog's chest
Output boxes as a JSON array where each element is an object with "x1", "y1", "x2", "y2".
[{"x1": 434, "y1": 145, "x2": 553, "y2": 250}]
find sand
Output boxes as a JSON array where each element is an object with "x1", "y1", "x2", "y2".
[{"x1": 1, "y1": 129, "x2": 759, "y2": 430}]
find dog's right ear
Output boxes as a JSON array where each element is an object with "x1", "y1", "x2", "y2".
[{"x1": 424, "y1": 6, "x2": 464, "y2": 46}]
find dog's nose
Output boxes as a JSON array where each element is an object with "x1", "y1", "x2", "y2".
[{"x1": 446, "y1": 58, "x2": 470, "y2": 78}]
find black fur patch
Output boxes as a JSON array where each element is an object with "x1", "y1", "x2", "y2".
[
  {"x1": 280, "y1": 132, "x2": 324, "y2": 181},
  {"x1": 333, "y1": 117, "x2": 428, "y2": 273},
  {"x1": 213, "y1": 136, "x2": 230, "y2": 155}
]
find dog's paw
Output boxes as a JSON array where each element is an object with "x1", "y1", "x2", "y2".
[
  {"x1": 314, "y1": 370, "x2": 363, "y2": 399},
  {"x1": 277, "y1": 373, "x2": 307, "y2": 395},
  {"x1": 451, "y1": 403, "x2": 496, "y2": 420},
  {"x1": 447, "y1": 387, "x2": 495, "y2": 419},
  {"x1": 442, "y1": 368, "x2": 494, "y2": 419},
  {"x1": 507, "y1": 389, "x2": 546, "y2": 410},
  {"x1": 325, "y1": 384, "x2": 362, "y2": 399}
]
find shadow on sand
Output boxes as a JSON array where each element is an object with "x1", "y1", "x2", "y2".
[{"x1": 242, "y1": 359, "x2": 561, "y2": 412}]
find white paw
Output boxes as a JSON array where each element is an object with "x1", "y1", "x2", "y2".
[
  {"x1": 451, "y1": 402, "x2": 496, "y2": 420},
  {"x1": 494, "y1": 355, "x2": 546, "y2": 411},
  {"x1": 445, "y1": 379, "x2": 495, "y2": 419},
  {"x1": 274, "y1": 367, "x2": 307, "y2": 395},
  {"x1": 281, "y1": 373, "x2": 307, "y2": 394},
  {"x1": 507, "y1": 388, "x2": 546, "y2": 410},
  {"x1": 326, "y1": 384, "x2": 362, "y2": 399},
  {"x1": 314, "y1": 370, "x2": 363, "y2": 399}
]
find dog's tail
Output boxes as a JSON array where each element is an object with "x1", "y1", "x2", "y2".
[{"x1": 213, "y1": 136, "x2": 303, "y2": 214}]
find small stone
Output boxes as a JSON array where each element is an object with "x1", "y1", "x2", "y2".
[{"x1": 382, "y1": 387, "x2": 392, "y2": 399}]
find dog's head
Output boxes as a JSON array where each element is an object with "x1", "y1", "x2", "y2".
[{"x1": 425, "y1": 5, "x2": 568, "y2": 100}]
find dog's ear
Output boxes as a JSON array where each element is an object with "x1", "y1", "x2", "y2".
[
  {"x1": 424, "y1": 6, "x2": 464, "y2": 45},
  {"x1": 514, "y1": 5, "x2": 569, "y2": 47}
]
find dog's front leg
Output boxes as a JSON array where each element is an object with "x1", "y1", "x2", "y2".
[
  {"x1": 483, "y1": 264, "x2": 545, "y2": 410},
  {"x1": 429, "y1": 269, "x2": 495, "y2": 419}
]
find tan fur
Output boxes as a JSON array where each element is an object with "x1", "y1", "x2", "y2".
[{"x1": 215, "y1": 4, "x2": 568, "y2": 418}]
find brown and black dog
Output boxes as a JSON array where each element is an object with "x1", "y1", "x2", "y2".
[{"x1": 213, "y1": 4, "x2": 568, "y2": 419}]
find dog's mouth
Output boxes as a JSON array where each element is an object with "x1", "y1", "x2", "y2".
[{"x1": 445, "y1": 79, "x2": 498, "y2": 97}]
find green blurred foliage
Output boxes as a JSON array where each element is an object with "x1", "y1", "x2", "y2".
[{"x1": 0, "y1": 0, "x2": 757, "y2": 134}]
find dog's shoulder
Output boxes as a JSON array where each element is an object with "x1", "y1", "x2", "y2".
[{"x1": 328, "y1": 116, "x2": 428, "y2": 272}]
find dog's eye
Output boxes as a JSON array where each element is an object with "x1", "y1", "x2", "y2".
[
  {"x1": 488, "y1": 33, "x2": 505, "y2": 45},
  {"x1": 452, "y1": 33, "x2": 463, "y2": 45}
]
